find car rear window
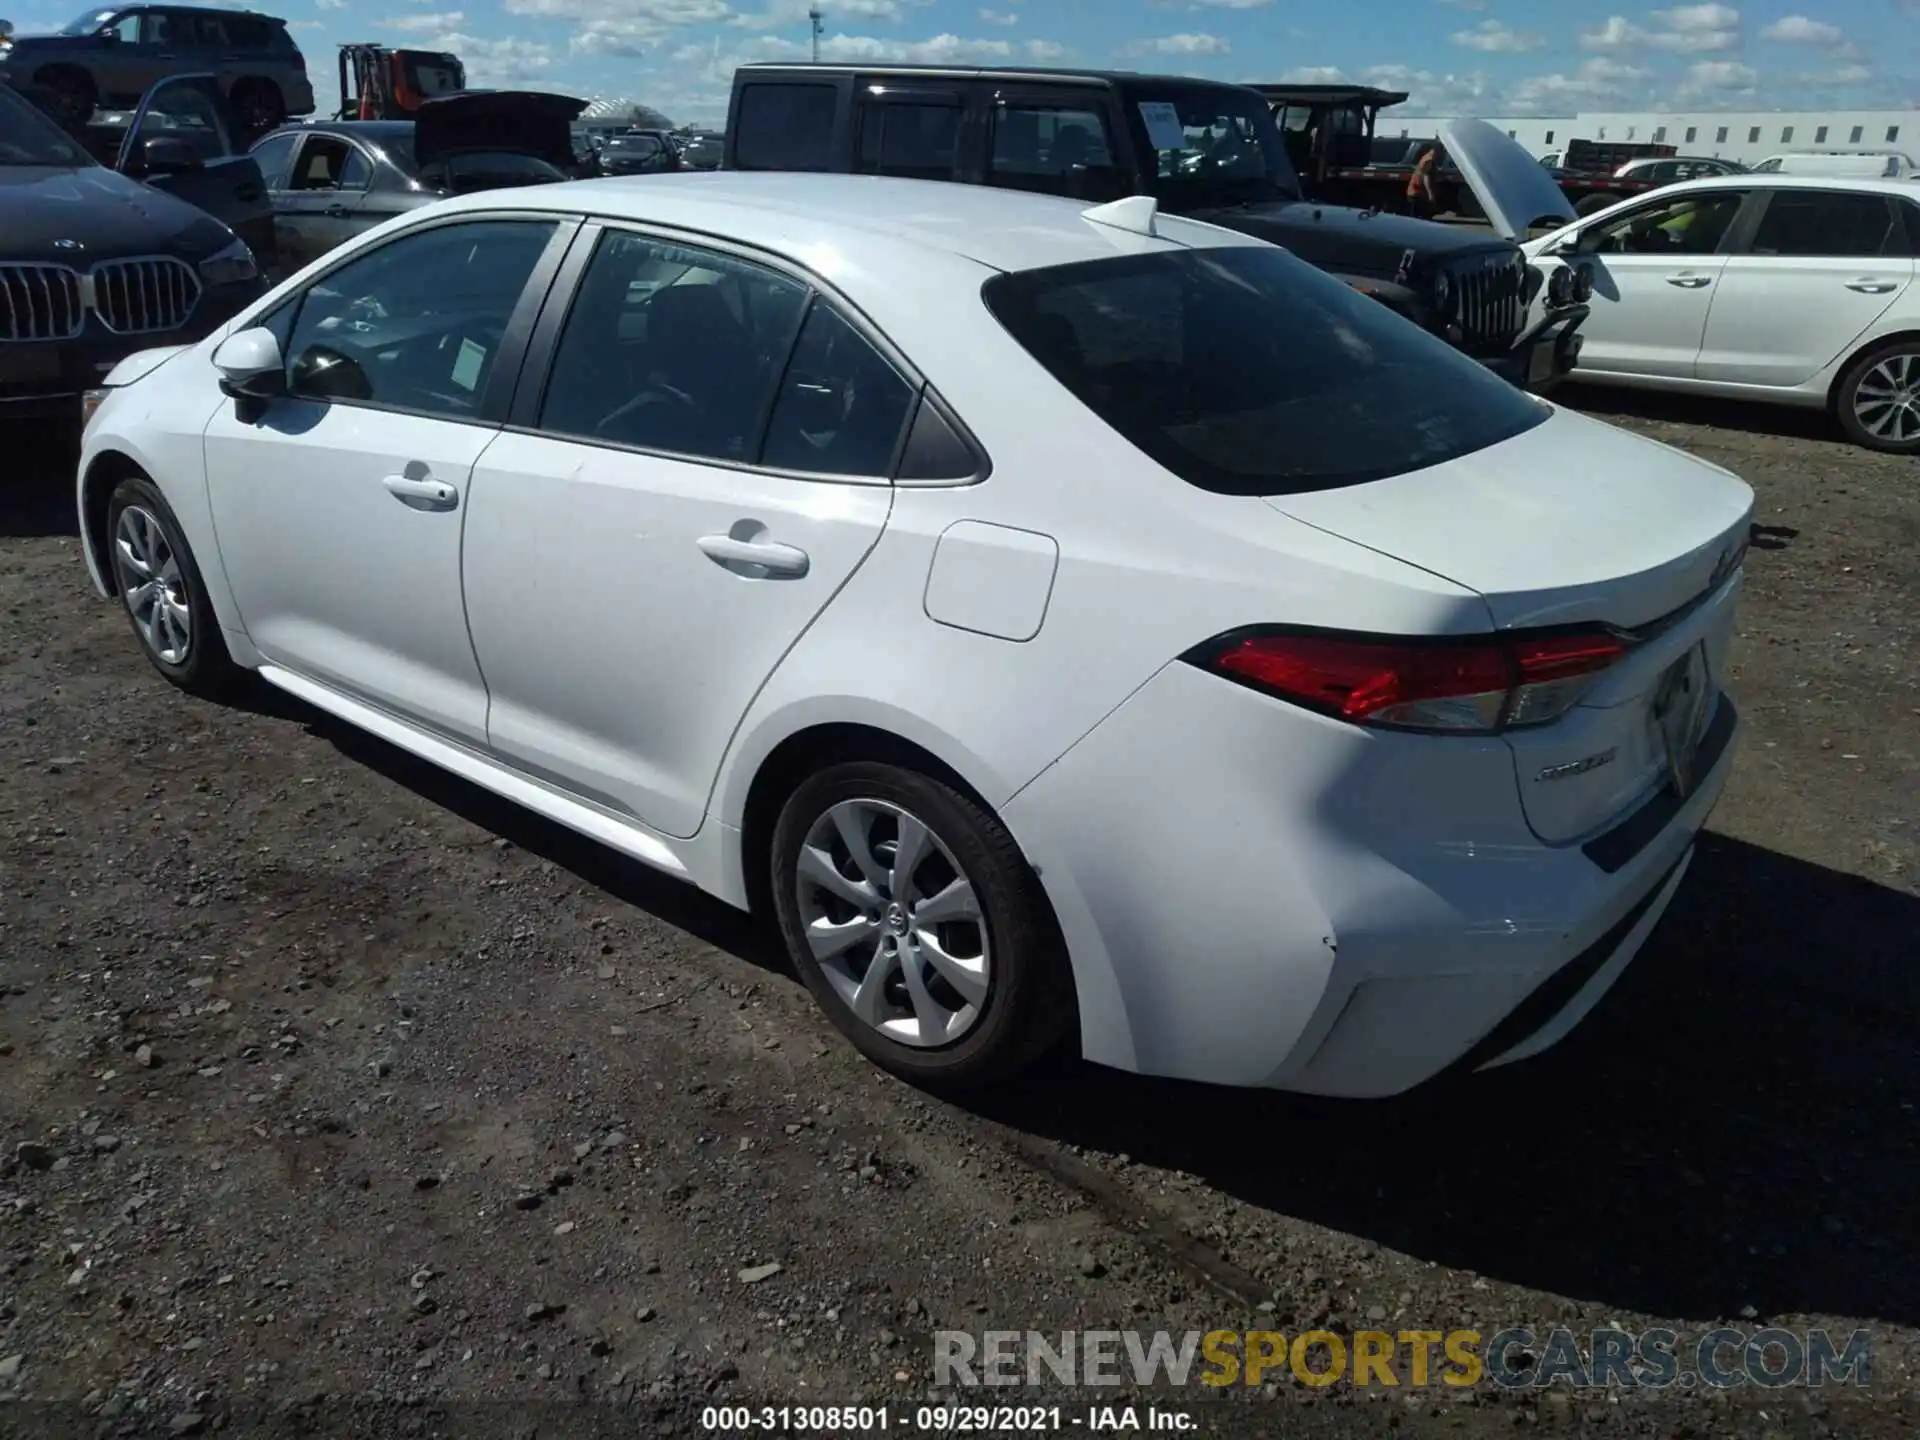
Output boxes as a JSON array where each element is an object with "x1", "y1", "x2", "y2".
[{"x1": 981, "y1": 245, "x2": 1549, "y2": 496}]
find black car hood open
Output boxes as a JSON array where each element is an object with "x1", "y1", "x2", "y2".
[
  {"x1": 1184, "y1": 198, "x2": 1512, "y2": 278},
  {"x1": 413, "y1": 90, "x2": 588, "y2": 170},
  {"x1": 0, "y1": 164, "x2": 234, "y2": 261}
]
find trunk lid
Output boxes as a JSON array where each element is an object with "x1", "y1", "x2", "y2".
[
  {"x1": 1439, "y1": 117, "x2": 1577, "y2": 239},
  {"x1": 1268, "y1": 405, "x2": 1753, "y2": 845},
  {"x1": 412, "y1": 89, "x2": 587, "y2": 171}
]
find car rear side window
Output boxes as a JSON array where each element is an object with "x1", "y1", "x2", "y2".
[
  {"x1": 248, "y1": 131, "x2": 297, "y2": 189},
  {"x1": 855, "y1": 96, "x2": 961, "y2": 181},
  {"x1": 981, "y1": 246, "x2": 1548, "y2": 496},
  {"x1": 733, "y1": 83, "x2": 838, "y2": 171},
  {"x1": 537, "y1": 230, "x2": 811, "y2": 465},
  {"x1": 759, "y1": 300, "x2": 916, "y2": 476},
  {"x1": 1750, "y1": 190, "x2": 1900, "y2": 258}
]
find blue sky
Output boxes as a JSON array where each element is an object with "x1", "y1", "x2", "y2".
[{"x1": 15, "y1": 0, "x2": 1919, "y2": 122}]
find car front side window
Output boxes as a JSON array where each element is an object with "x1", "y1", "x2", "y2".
[
  {"x1": 1588, "y1": 192, "x2": 1744, "y2": 256},
  {"x1": 536, "y1": 229, "x2": 811, "y2": 465},
  {"x1": 281, "y1": 219, "x2": 558, "y2": 420}
]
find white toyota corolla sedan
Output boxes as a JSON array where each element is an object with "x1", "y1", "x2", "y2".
[{"x1": 76, "y1": 173, "x2": 1753, "y2": 1096}]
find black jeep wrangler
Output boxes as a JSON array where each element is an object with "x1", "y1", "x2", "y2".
[{"x1": 723, "y1": 65, "x2": 1586, "y2": 390}]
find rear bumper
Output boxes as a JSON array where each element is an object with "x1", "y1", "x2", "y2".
[
  {"x1": 0, "y1": 276, "x2": 261, "y2": 421},
  {"x1": 1003, "y1": 661, "x2": 1738, "y2": 1097}
]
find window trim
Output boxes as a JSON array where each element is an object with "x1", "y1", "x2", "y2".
[
  {"x1": 502, "y1": 215, "x2": 989, "y2": 487},
  {"x1": 268, "y1": 212, "x2": 578, "y2": 429}
]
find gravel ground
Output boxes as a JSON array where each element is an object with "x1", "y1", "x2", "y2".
[{"x1": 2, "y1": 386, "x2": 1916, "y2": 1439}]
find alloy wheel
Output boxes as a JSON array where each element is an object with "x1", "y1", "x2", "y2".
[
  {"x1": 793, "y1": 798, "x2": 991, "y2": 1048},
  {"x1": 113, "y1": 505, "x2": 192, "y2": 665},
  {"x1": 1853, "y1": 351, "x2": 1920, "y2": 445}
]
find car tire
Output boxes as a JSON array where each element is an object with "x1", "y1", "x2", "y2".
[
  {"x1": 34, "y1": 67, "x2": 96, "y2": 126},
  {"x1": 230, "y1": 79, "x2": 285, "y2": 141},
  {"x1": 1833, "y1": 339, "x2": 1920, "y2": 455},
  {"x1": 1575, "y1": 192, "x2": 1620, "y2": 216},
  {"x1": 770, "y1": 760, "x2": 1073, "y2": 1091},
  {"x1": 105, "y1": 475, "x2": 243, "y2": 699}
]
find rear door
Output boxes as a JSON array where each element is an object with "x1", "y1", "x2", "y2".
[
  {"x1": 463, "y1": 224, "x2": 905, "y2": 838},
  {"x1": 275, "y1": 132, "x2": 378, "y2": 268},
  {"x1": 1695, "y1": 187, "x2": 1914, "y2": 387},
  {"x1": 116, "y1": 72, "x2": 270, "y2": 250}
]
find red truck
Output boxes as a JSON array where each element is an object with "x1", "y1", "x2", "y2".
[{"x1": 1256, "y1": 84, "x2": 1678, "y2": 218}]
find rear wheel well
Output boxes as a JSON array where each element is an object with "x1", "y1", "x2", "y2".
[
  {"x1": 739, "y1": 724, "x2": 993, "y2": 921},
  {"x1": 1828, "y1": 329, "x2": 1920, "y2": 412},
  {"x1": 81, "y1": 450, "x2": 147, "y2": 597}
]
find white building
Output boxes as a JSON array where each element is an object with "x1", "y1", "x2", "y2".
[{"x1": 1387, "y1": 108, "x2": 1916, "y2": 167}]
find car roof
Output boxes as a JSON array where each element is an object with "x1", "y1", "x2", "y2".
[
  {"x1": 428, "y1": 171, "x2": 1259, "y2": 276},
  {"x1": 1648, "y1": 172, "x2": 1917, "y2": 197},
  {"x1": 734, "y1": 61, "x2": 1257, "y2": 93}
]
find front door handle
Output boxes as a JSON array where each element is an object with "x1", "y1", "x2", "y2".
[
  {"x1": 323, "y1": 203, "x2": 351, "y2": 219},
  {"x1": 1665, "y1": 274, "x2": 1712, "y2": 288},
  {"x1": 1845, "y1": 279, "x2": 1899, "y2": 294},
  {"x1": 697, "y1": 533, "x2": 809, "y2": 578},
  {"x1": 383, "y1": 474, "x2": 458, "y2": 510}
]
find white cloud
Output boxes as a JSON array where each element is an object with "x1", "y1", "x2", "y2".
[
  {"x1": 1157, "y1": 0, "x2": 1272, "y2": 9},
  {"x1": 1277, "y1": 62, "x2": 1496, "y2": 114},
  {"x1": 1582, "y1": 4, "x2": 1740, "y2": 54},
  {"x1": 1676, "y1": 57, "x2": 1758, "y2": 99},
  {"x1": 1507, "y1": 55, "x2": 1653, "y2": 111},
  {"x1": 729, "y1": 0, "x2": 920, "y2": 30},
  {"x1": 979, "y1": 7, "x2": 1017, "y2": 24},
  {"x1": 498, "y1": 0, "x2": 729, "y2": 55},
  {"x1": 1450, "y1": 19, "x2": 1544, "y2": 53},
  {"x1": 314, "y1": 0, "x2": 346, "y2": 10},
  {"x1": 380, "y1": 10, "x2": 464, "y2": 30},
  {"x1": 1761, "y1": 14, "x2": 1842, "y2": 45},
  {"x1": 1121, "y1": 32, "x2": 1230, "y2": 57},
  {"x1": 1024, "y1": 37, "x2": 1064, "y2": 60}
]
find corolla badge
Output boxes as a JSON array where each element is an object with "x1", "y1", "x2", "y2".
[{"x1": 53, "y1": 238, "x2": 84, "y2": 251}]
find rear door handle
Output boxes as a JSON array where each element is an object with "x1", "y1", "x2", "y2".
[
  {"x1": 323, "y1": 204, "x2": 351, "y2": 218},
  {"x1": 1665, "y1": 274, "x2": 1712, "y2": 288},
  {"x1": 697, "y1": 533, "x2": 809, "y2": 577},
  {"x1": 1845, "y1": 279, "x2": 1899, "y2": 294},
  {"x1": 383, "y1": 474, "x2": 458, "y2": 510}
]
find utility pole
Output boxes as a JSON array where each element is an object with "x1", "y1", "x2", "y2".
[{"x1": 809, "y1": 3, "x2": 823, "y2": 62}]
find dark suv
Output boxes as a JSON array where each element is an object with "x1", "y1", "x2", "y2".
[
  {"x1": 724, "y1": 64, "x2": 1586, "y2": 390},
  {"x1": 0, "y1": 6, "x2": 314, "y2": 136}
]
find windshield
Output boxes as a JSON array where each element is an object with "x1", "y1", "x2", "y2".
[
  {"x1": 0, "y1": 84, "x2": 90, "y2": 166},
  {"x1": 57, "y1": 7, "x2": 115, "y2": 34},
  {"x1": 1123, "y1": 87, "x2": 1300, "y2": 205},
  {"x1": 982, "y1": 245, "x2": 1548, "y2": 495}
]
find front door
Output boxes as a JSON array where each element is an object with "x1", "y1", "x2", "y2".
[
  {"x1": 200, "y1": 216, "x2": 566, "y2": 744},
  {"x1": 1566, "y1": 188, "x2": 1750, "y2": 379},
  {"x1": 1695, "y1": 188, "x2": 1914, "y2": 388},
  {"x1": 462, "y1": 226, "x2": 907, "y2": 838},
  {"x1": 115, "y1": 73, "x2": 269, "y2": 252}
]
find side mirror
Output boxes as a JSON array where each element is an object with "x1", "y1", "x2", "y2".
[
  {"x1": 287, "y1": 343, "x2": 371, "y2": 402},
  {"x1": 212, "y1": 326, "x2": 286, "y2": 400},
  {"x1": 138, "y1": 136, "x2": 202, "y2": 175}
]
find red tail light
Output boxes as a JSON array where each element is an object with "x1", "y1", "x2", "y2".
[{"x1": 1187, "y1": 628, "x2": 1630, "y2": 733}]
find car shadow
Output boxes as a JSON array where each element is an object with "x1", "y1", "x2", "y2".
[
  {"x1": 1562, "y1": 383, "x2": 1841, "y2": 444},
  {"x1": 230, "y1": 683, "x2": 1920, "y2": 1327},
  {"x1": 966, "y1": 831, "x2": 1920, "y2": 1329},
  {"x1": 233, "y1": 682, "x2": 787, "y2": 975},
  {"x1": 0, "y1": 421, "x2": 82, "y2": 538}
]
